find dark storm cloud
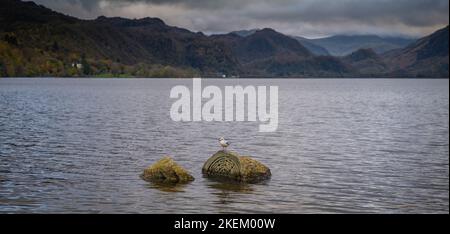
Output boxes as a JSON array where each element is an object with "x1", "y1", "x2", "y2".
[{"x1": 33, "y1": 0, "x2": 449, "y2": 38}]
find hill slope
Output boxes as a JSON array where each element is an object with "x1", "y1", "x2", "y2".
[
  {"x1": 343, "y1": 48, "x2": 387, "y2": 76},
  {"x1": 213, "y1": 29, "x2": 352, "y2": 77},
  {"x1": 384, "y1": 26, "x2": 449, "y2": 78},
  {"x1": 0, "y1": 0, "x2": 239, "y2": 77},
  {"x1": 310, "y1": 35, "x2": 415, "y2": 56},
  {"x1": 292, "y1": 36, "x2": 330, "y2": 56}
]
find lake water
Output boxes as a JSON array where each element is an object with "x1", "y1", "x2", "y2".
[{"x1": 0, "y1": 78, "x2": 448, "y2": 214}]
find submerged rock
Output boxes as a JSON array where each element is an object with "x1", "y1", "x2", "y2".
[
  {"x1": 141, "y1": 156, "x2": 194, "y2": 184},
  {"x1": 202, "y1": 150, "x2": 271, "y2": 183}
]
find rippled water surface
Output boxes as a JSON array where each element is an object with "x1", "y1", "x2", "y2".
[{"x1": 0, "y1": 78, "x2": 448, "y2": 213}]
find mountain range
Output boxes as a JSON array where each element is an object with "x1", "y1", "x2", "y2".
[
  {"x1": 234, "y1": 30, "x2": 415, "y2": 57},
  {"x1": 0, "y1": 0, "x2": 448, "y2": 78},
  {"x1": 309, "y1": 35, "x2": 415, "y2": 56}
]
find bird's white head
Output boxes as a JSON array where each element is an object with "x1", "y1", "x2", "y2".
[{"x1": 219, "y1": 137, "x2": 225, "y2": 141}]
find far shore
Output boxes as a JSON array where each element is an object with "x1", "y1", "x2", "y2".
[{"x1": 1, "y1": 77, "x2": 449, "y2": 79}]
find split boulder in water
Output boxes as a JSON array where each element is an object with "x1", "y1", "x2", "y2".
[
  {"x1": 141, "y1": 156, "x2": 194, "y2": 184},
  {"x1": 202, "y1": 150, "x2": 271, "y2": 183}
]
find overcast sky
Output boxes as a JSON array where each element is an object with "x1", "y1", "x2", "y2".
[{"x1": 33, "y1": 0, "x2": 449, "y2": 38}]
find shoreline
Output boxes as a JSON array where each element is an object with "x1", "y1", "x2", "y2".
[{"x1": 1, "y1": 77, "x2": 449, "y2": 79}]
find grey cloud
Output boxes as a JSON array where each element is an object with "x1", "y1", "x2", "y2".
[{"x1": 32, "y1": 0, "x2": 449, "y2": 38}]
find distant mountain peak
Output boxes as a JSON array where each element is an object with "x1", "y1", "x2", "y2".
[
  {"x1": 139, "y1": 17, "x2": 165, "y2": 25},
  {"x1": 253, "y1": 28, "x2": 285, "y2": 38},
  {"x1": 230, "y1": 29, "x2": 260, "y2": 37},
  {"x1": 94, "y1": 15, "x2": 166, "y2": 27},
  {"x1": 257, "y1": 28, "x2": 277, "y2": 33},
  {"x1": 95, "y1": 15, "x2": 108, "y2": 20},
  {"x1": 328, "y1": 34, "x2": 382, "y2": 40},
  {"x1": 0, "y1": 0, "x2": 77, "y2": 24},
  {"x1": 251, "y1": 28, "x2": 300, "y2": 43},
  {"x1": 231, "y1": 28, "x2": 286, "y2": 38},
  {"x1": 309, "y1": 34, "x2": 415, "y2": 56},
  {"x1": 291, "y1": 36, "x2": 330, "y2": 56}
]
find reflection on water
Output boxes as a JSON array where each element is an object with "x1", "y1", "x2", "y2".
[
  {"x1": 0, "y1": 78, "x2": 448, "y2": 213},
  {"x1": 207, "y1": 180, "x2": 255, "y2": 193},
  {"x1": 207, "y1": 180, "x2": 255, "y2": 206},
  {"x1": 146, "y1": 181, "x2": 189, "y2": 193}
]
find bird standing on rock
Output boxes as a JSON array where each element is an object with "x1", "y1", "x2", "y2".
[{"x1": 219, "y1": 137, "x2": 230, "y2": 151}]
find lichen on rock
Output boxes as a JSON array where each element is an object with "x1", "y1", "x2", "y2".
[
  {"x1": 141, "y1": 156, "x2": 194, "y2": 184},
  {"x1": 202, "y1": 150, "x2": 271, "y2": 183}
]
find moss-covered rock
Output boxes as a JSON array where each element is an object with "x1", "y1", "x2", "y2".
[
  {"x1": 141, "y1": 156, "x2": 194, "y2": 184},
  {"x1": 239, "y1": 156, "x2": 272, "y2": 183},
  {"x1": 202, "y1": 150, "x2": 271, "y2": 183}
]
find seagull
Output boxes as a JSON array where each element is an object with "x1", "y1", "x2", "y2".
[{"x1": 218, "y1": 137, "x2": 230, "y2": 151}]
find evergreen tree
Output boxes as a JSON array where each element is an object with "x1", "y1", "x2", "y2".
[
  {"x1": 0, "y1": 61, "x2": 7, "y2": 77},
  {"x1": 52, "y1": 41, "x2": 59, "y2": 52},
  {"x1": 3, "y1": 34, "x2": 18, "y2": 46},
  {"x1": 81, "y1": 54, "x2": 91, "y2": 75}
]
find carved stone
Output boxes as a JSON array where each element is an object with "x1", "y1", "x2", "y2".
[{"x1": 202, "y1": 150, "x2": 271, "y2": 183}]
